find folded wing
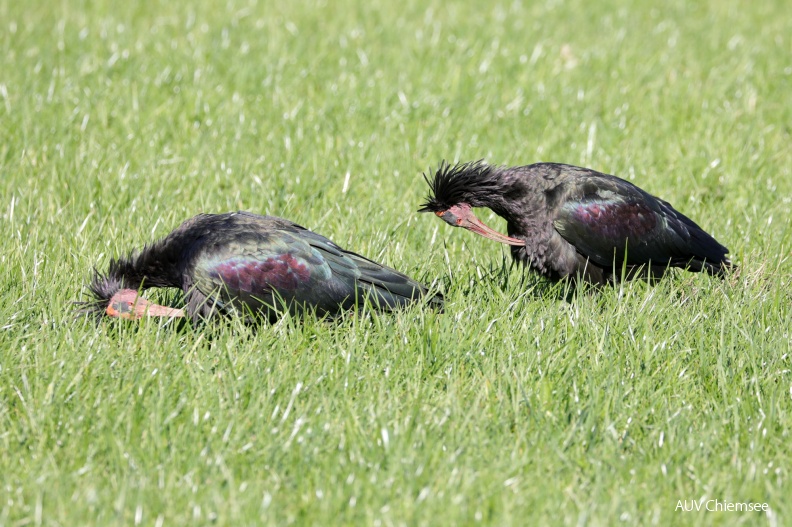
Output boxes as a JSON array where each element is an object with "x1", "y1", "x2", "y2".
[
  {"x1": 191, "y1": 222, "x2": 440, "y2": 319},
  {"x1": 553, "y1": 179, "x2": 730, "y2": 274}
]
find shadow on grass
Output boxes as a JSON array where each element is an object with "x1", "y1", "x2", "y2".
[{"x1": 437, "y1": 252, "x2": 578, "y2": 303}]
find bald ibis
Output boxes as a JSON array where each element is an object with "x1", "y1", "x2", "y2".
[
  {"x1": 82, "y1": 211, "x2": 442, "y2": 321},
  {"x1": 419, "y1": 161, "x2": 733, "y2": 284}
]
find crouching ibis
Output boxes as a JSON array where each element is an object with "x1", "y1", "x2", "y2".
[
  {"x1": 419, "y1": 160, "x2": 734, "y2": 284},
  {"x1": 81, "y1": 211, "x2": 442, "y2": 321}
]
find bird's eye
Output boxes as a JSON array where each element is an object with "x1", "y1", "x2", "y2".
[{"x1": 435, "y1": 211, "x2": 444, "y2": 217}]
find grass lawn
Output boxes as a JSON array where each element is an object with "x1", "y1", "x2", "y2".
[{"x1": 1, "y1": 0, "x2": 790, "y2": 524}]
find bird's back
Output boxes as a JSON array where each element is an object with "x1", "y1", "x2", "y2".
[
  {"x1": 181, "y1": 212, "x2": 440, "y2": 320},
  {"x1": 506, "y1": 164, "x2": 733, "y2": 281}
]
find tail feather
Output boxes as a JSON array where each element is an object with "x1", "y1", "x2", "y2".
[
  {"x1": 297, "y1": 227, "x2": 443, "y2": 312},
  {"x1": 678, "y1": 254, "x2": 735, "y2": 278},
  {"x1": 344, "y1": 252, "x2": 444, "y2": 310},
  {"x1": 661, "y1": 201, "x2": 734, "y2": 277},
  {"x1": 684, "y1": 227, "x2": 734, "y2": 278},
  {"x1": 358, "y1": 275, "x2": 445, "y2": 311},
  {"x1": 358, "y1": 266, "x2": 443, "y2": 310}
]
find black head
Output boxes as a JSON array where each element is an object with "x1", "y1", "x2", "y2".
[
  {"x1": 418, "y1": 160, "x2": 499, "y2": 213},
  {"x1": 417, "y1": 160, "x2": 524, "y2": 247},
  {"x1": 73, "y1": 267, "x2": 125, "y2": 320}
]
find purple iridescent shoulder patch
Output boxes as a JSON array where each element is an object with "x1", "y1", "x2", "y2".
[
  {"x1": 571, "y1": 200, "x2": 658, "y2": 238},
  {"x1": 209, "y1": 253, "x2": 312, "y2": 292}
]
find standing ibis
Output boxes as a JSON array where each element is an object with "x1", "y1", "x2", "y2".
[
  {"x1": 82, "y1": 211, "x2": 442, "y2": 321},
  {"x1": 419, "y1": 160, "x2": 734, "y2": 284}
]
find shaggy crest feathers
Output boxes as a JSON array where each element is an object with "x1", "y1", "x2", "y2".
[
  {"x1": 418, "y1": 160, "x2": 498, "y2": 212},
  {"x1": 74, "y1": 264, "x2": 127, "y2": 320},
  {"x1": 75, "y1": 250, "x2": 159, "y2": 320}
]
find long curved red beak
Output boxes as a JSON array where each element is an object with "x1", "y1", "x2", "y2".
[
  {"x1": 106, "y1": 289, "x2": 185, "y2": 319},
  {"x1": 443, "y1": 204, "x2": 524, "y2": 246}
]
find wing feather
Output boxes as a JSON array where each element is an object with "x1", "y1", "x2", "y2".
[
  {"x1": 553, "y1": 179, "x2": 729, "y2": 269},
  {"x1": 191, "y1": 221, "x2": 440, "y2": 318}
]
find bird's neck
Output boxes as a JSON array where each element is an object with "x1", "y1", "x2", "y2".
[
  {"x1": 107, "y1": 234, "x2": 185, "y2": 291},
  {"x1": 474, "y1": 166, "x2": 528, "y2": 221}
]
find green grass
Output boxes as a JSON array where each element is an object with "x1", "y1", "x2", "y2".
[{"x1": 1, "y1": 0, "x2": 790, "y2": 524}]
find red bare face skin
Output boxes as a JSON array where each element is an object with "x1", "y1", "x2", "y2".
[
  {"x1": 106, "y1": 289, "x2": 185, "y2": 319},
  {"x1": 436, "y1": 204, "x2": 524, "y2": 246}
]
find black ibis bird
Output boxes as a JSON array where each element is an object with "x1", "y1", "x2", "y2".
[
  {"x1": 82, "y1": 211, "x2": 442, "y2": 322},
  {"x1": 419, "y1": 160, "x2": 734, "y2": 284}
]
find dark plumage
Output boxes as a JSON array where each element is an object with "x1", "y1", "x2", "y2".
[
  {"x1": 81, "y1": 211, "x2": 442, "y2": 322},
  {"x1": 419, "y1": 160, "x2": 734, "y2": 284}
]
